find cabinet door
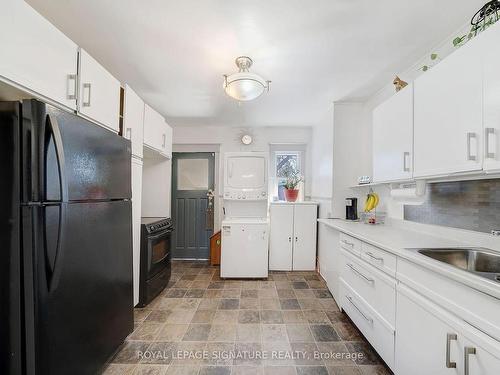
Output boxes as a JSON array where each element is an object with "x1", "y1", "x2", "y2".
[
  {"x1": 162, "y1": 123, "x2": 173, "y2": 158},
  {"x1": 143, "y1": 103, "x2": 164, "y2": 152},
  {"x1": 373, "y1": 84, "x2": 413, "y2": 182},
  {"x1": 482, "y1": 24, "x2": 500, "y2": 173},
  {"x1": 269, "y1": 205, "x2": 294, "y2": 271},
  {"x1": 123, "y1": 85, "x2": 144, "y2": 158},
  {"x1": 78, "y1": 49, "x2": 120, "y2": 132},
  {"x1": 0, "y1": 1, "x2": 78, "y2": 110},
  {"x1": 461, "y1": 337, "x2": 500, "y2": 375},
  {"x1": 396, "y1": 285, "x2": 461, "y2": 375},
  {"x1": 292, "y1": 205, "x2": 317, "y2": 271},
  {"x1": 414, "y1": 38, "x2": 484, "y2": 178},
  {"x1": 317, "y1": 224, "x2": 340, "y2": 303},
  {"x1": 131, "y1": 159, "x2": 143, "y2": 306}
]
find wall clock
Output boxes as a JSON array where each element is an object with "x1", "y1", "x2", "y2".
[{"x1": 241, "y1": 134, "x2": 253, "y2": 145}]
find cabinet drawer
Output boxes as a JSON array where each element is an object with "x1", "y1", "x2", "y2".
[
  {"x1": 340, "y1": 249, "x2": 396, "y2": 326},
  {"x1": 398, "y1": 258, "x2": 500, "y2": 342},
  {"x1": 339, "y1": 279, "x2": 395, "y2": 370},
  {"x1": 361, "y1": 242, "x2": 397, "y2": 277},
  {"x1": 339, "y1": 233, "x2": 361, "y2": 255}
]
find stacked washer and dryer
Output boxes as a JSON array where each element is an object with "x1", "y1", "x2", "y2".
[{"x1": 220, "y1": 152, "x2": 270, "y2": 278}]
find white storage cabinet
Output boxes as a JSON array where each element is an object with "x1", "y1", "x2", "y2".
[
  {"x1": 396, "y1": 284, "x2": 500, "y2": 375},
  {"x1": 269, "y1": 203, "x2": 318, "y2": 271},
  {"x1": 413, "y1": 36, "x2": 484, "y2": 178},
  {"x1": 78, "y1": 49, "x2": 121, "y2": 132},
  {"x1": 373, "y1": 83, "x2": 414, "y2": 182},
  {"x1": 0, "y1": 0, "x2": 78, "y2": 110},
  {"x1": 123, "y1": 85, "x2": 145, "y2": 158},
  {"x1": 131, "y1": 158, "x2": 143, "y2": 306},
  {"x1": 144, "y1": 104, "x2": 172, "y2": 158}
]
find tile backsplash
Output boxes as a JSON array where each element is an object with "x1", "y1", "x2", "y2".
[{"x1": 404, "y1": 179, "x2": 500, "y2": 234}]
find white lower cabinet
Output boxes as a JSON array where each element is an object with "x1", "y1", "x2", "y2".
[
  {"x1": 269, "y1": 203, "x2": 317, "y2": 271},
  {"x1": 319, "y1": 228, "x2": 500, "y2": 375},
  {"x1": 131, "y1": 158, "x2": 143, "y2": 306},
  {"x1": 317, "y1": 223, "x2": 340, "y2": 303},
  {"x1": 396, "y1": 284, "x2": 462, "y2": 375},
  {"x1": 340, "y1": 279, "x2": 395, "y2": 370},
  {"x1": 396, "y1": 284, "x2": 500, "y2": 375}
]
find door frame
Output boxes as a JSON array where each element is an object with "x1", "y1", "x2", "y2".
[{"x1": 171, "y1": 151, "x2": 216, "y2": 259}]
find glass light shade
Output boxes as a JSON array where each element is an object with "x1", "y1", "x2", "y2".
[{"x1": 224, "y1": 72, "x2": 267, "y2": 101}]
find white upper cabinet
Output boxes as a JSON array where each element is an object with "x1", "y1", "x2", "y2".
[
  {"x1": 78, "y1": 49, "x2": 121, "y2": 132},
  {"x1": 163, "y1": 123, "x2": 173, "y2": 159},
  {"x1": 0, "y1": 1, "x2": 78, "y2": 110},
  {"x1": 123, "y1": 85, "x2": 145, "y2": 158},
  {"x1": 413, "y1": 37, "x2": 484, "y2": 178},
  {"x1": 144, "y1": 103, "x2": 172, "y2": 158},
  {"x1": 481, "y1": 25, "x2": 500, "y2": 173},
  {"x1": 373, "y1": 84, "x2": 414, "y2": 182}
]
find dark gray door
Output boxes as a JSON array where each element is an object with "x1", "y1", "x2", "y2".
[{"x1": 172, "y1": 152, "x2": 215, "y2": 259}]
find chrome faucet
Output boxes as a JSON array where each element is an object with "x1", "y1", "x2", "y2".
[{"x1": 492, "y1": 230, "x2": 500, "y2": 236}]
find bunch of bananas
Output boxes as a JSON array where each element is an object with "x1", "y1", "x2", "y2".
[{"x1": 364, "y1": 192, "x2": 379, "y2": 212}]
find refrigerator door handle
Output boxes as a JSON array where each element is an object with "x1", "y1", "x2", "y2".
[
  {"x1": 47, "y1": 203, "x2": 66, "y2": 293},
  {"x1": 46, "y1": 113, "x2": 68, "y2": 203}
]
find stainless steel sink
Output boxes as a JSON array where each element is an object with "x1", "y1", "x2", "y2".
[{"x1": 412, "y1": 248, "x2": 500, "y2": 283}]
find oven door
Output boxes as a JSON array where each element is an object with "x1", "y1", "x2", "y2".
[{"x1": 147, "y1": 229, "x2": 172, "y2": 278}]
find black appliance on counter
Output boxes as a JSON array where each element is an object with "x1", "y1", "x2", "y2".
[
  {"x1": 138, "y1": 217, "x2": 173, "y2": 307},
  {"x1": 345, "y1": 198, "x2": 359, "y2": 221},
  {"x1": 0, "y1": 100, "x2": 133, "y2": 375}
]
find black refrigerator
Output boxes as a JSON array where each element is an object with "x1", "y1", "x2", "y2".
[{"x1": 0, "y1": 100, "x2": 134, "y2": 375}]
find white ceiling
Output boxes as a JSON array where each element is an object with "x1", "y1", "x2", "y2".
[{"x1": 28, "y1": 0, "x2": 483, "y2": 127}]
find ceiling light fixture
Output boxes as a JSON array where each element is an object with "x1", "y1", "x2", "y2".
[{"x1": 223, "y1": 56, "x2": 270, "y2": 101}]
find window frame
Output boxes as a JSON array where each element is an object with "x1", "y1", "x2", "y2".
[{"x1": 269, "y1": 144, "x2": 307, "y2": 202}]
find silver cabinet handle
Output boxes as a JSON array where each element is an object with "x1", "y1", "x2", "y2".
[
  {"x1": 467, "y1": 132, "x2": 477, "y2": 161},
  {"x1": 403, "y1": 151, "x2": 410, "y2": 172},
  {"x1": 126, "y1": 128, "x2": 132, "y2": 139},
  {"x1": 341, "y1": 240, "x2": 354, "y2": 248},
  {"x1": 485, "y1": 127, "x2": 496, "y2": 159},
  {"x1": 288, "y1": 236, "x2": 292, "y2": 243},
  {"x1": 464, "y1": 347, "x2": 476, "y2": 375},
  {"x1": 66, "y1": 74, "x2": 77, "y2": 100},
  {"x1": 347, "y1": 263, "x2": 374, "y2": 284},
  {"x1": 82, "y1": 83, "x2": 92, "y2": 107},
  {"x1": 365, "y1": 251, "x2": 384, "y2": 263},
  {"x1": 346, "y1": 295, "x2": 373, "y2": 324},
  {"x1": 295, "y1": 236, "x2": 298, "y2": 242},
  {"x1": 446, "y1": 333, "x2": 457, "y2": 368}
]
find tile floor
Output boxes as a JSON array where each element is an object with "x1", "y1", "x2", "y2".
[{"x1": 104, "y1": 261, "x2": 392, "y2": 375}]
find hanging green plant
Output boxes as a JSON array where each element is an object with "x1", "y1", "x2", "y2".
[
  {"x1": 420, "y1": 53, "x2": 439, "y2": 72},
  {"x1": 453, "y1": 1, "x2": 500, "y2": 48}
]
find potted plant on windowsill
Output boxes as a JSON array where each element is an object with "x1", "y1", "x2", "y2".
[{"x1": 283, "y1": 171, "x2": 303, "y2": 202}]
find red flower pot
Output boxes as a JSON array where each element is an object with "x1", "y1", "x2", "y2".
[{"x1": 284, "y1": 189, "x2": 299, "y2": 202}]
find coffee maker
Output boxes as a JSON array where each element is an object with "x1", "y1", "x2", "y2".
[{"x1": 345, "y1": 198, "x2": 358, "y2": 221}]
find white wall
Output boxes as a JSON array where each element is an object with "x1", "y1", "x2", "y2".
[
  {"x1": 173, "y1": 126, "x2": 313, "y2": 230},
  {"x1": 141, "y1": 153, "x2": 172, "y2": 217},
  {"x1": 309, "y1": 105, "x2": 334, "y2": 218},
  {"x1": 330, "y1": 20, "x2": 475, "y2": 221}
]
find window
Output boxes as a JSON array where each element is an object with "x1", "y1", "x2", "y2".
[{"x1": 270, "y1": 145, "x2": 306, "y2": 201}]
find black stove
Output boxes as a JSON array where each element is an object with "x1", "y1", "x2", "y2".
[{"x1": 138, "y1": 217, "x2": 173, "y2": 307}]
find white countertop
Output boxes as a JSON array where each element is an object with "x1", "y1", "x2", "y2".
[
  {"x1": 318, "y1": 218, "x2": 500, "y2": 300},
  {"x1": 270, "y1": 201, "x2": 318, "y2": 205}
]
